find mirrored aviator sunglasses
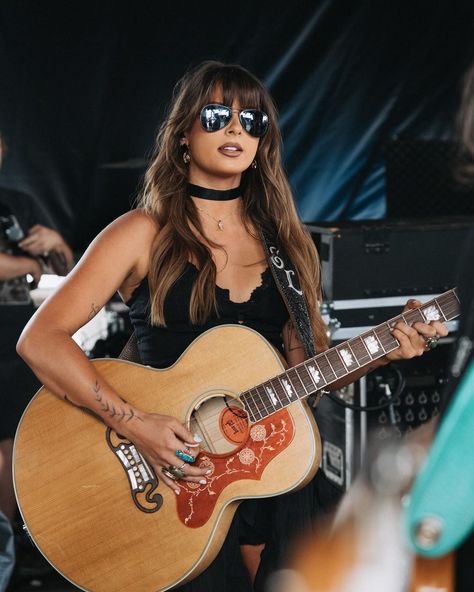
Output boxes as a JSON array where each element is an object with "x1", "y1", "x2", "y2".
[{"x1": 200, "y1": 103, "x2": 269, "y2": 138}]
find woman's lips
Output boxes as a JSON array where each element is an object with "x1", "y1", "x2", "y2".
[{"x1": 218, "y1": 143, "x2": 243, "y2": 156}]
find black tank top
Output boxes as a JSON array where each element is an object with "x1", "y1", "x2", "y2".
[{"x1": 127, "y1": 263, "x2": 289, "y2": 368}]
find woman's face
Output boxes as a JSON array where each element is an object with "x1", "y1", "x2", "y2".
[{"x1": 182, "y1": 89, "x2": 260, "y2": 187}]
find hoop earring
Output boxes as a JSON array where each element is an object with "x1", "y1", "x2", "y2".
[
  {"x1": 251, "y1": 159, "x2": 257, "y2": 170},
  {"x1": 183, "y1": 150, "x2": 191, "y2": 165}
]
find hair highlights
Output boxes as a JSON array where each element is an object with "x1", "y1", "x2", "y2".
[{"x1": 139, "y1": 61, "x2": 328, "y2": 351}]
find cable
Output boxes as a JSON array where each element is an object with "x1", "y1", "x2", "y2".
[{"x1": 324, "y1": 366, "x2": 406, "y2": 413}]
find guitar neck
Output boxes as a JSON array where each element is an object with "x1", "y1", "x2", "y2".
[{"x1": 241, "y1": 289, "x2": 460, "y2": 422}]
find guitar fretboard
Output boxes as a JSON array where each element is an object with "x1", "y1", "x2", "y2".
[{"x1": 240, "y1": 289, "x2": 459, "y2": 422}]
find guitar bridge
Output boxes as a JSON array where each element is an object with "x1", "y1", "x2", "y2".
[{"x1": 106, "y1": 428, "x2": 163, "y2": 513}]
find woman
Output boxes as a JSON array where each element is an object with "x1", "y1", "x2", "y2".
[{"x1": 17, "y1": 61, "x2": 447, "y2": 591}]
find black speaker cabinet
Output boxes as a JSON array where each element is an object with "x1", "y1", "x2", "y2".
[{"x1": 308, "y1": 219, "x2": 473, "y2": 301}]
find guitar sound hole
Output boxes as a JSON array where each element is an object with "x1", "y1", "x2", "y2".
[{"x1": 189, "y1": 395, "x2": 249, "y2": 454}]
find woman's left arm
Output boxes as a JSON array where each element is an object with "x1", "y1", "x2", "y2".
[{"x1": 282, "y1": 299, "x2": 449, "y2": 391}]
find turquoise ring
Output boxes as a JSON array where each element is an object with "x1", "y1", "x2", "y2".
[{"x1": 176, "y1": 449, "x2": 195, "y2": 463}]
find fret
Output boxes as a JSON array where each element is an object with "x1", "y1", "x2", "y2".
[
  {"x1": 251, "y1": 387, "x2": 268, "y2": 417},
  {"x1": 434, "y1": 298, "x2": 447, "y2": 321},
  {"x1": 239, "y1": 392, "x2": 257, "y2": 422},
  {"x1": 439, "y1": 291, "x2": 459, "y2": 320},
  {"x1": 261, "y1": 381, "x2": 282, "y2": 410},
  {"x1": 286, "y1": 368, "x2": 306, "y2": 398},
  {"x1": 237, "y1": 289, "x2": 460, "y2": 426},
  {"x1": 361, "y1": 331, "x2": 380, "y2": 360},
  {"x1": 279, "y1": 374, "x2": 297, "y2": 401},
  {"x1": 374, "y1": 324, "x2": 397, "y2": 353},
  {"x1": 303, "y1": 359, "x2": 326, "y2": 390},
  {"x1": 242, "y1": 391, "x2": 261, "y2": 421},
  {"x1": 382, "y1": 322, "x2": 401, "y2": 351},
  {"x1": 295, "y1": 365, "x2": 314, "y2": 395},
  {"x1": 336, "y1": 342, "x2": 360, "y2": 371},
  {"x1": 316, "y1": 354, "x2": 336, "y2": 383},
  {"x1": 400, "y1": 312, "x2": 410, "y2": 325},
  {"x1": 325, "y1": 349, "x2": 348, "y2": 378},
  {"x1": 254, "y1": 386, "x2": 274, "y2": 417},
  {"x1": 349, "y1": 336, "x2": 372, "y2": 365},
  {"x1": 405, "y1": 307, "x2": 425, "y2": 325},
  {"x1": 270, "y1": 377, "x2": 291, "y2": 406},
  {"x1": 419, "y1": 303, "x2": 442, "y2": 323}
]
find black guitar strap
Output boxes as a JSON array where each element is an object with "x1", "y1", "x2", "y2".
[{"x1": 261, "y1": 228, "x2": 317, "y2": 358}]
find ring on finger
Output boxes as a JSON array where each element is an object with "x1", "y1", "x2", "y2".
[
  {"x1": 424, "y1": 334, "x2": 440, "y2": 350},
  {"x1": 162, "y1": 465, "x2": 186, "y2": 480},
  {"x1": 161, "y1": 467, "x2": 178, "y2": 481},
  {"x1": 175, "y1": 449, "x2": 195, "y2": 463}
]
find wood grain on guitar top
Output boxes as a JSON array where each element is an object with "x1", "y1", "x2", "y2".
[{"x1": 13, "y1": 325, "x2": 321, "y2": 592}]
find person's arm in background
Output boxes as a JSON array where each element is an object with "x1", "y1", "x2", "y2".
[
  {"x1": 18, "y1": 224, "x2": 74, "y2": 274},
  {"x1": 0, "y1": 252, "x2": 42, "y2": 284}
]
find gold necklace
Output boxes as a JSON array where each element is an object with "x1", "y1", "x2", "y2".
[{"x1": 196, "y1": 205, "x2": 239, "y2": 231}]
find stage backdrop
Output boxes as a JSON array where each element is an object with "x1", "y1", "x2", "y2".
[{"x1": 0, "y1": 0, "x2": 473, "y2": 249}]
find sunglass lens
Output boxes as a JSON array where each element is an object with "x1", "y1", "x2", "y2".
[
  {"x1": 200, "y1": 104, "x2": 232, "y2": 132},
  {"x1": 239, "y1": 110, "x2": 269, "y2": 137}
]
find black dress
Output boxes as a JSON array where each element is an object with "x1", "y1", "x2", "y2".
[{"x1": 127, "y1": 264, "x2": 337, "y2": 591}]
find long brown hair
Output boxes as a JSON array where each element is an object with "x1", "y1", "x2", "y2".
[{"x1": 139, "y1": 61, "x2": 328, "y2": 351}]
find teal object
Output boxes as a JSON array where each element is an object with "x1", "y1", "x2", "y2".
[{"x1": 404, "y1": 359, "x2": 474, "y2": 557}]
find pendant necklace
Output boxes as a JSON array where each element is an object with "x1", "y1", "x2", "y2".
[
  {"x1": 195, "y1": 205, "x2": 239, "y2": 231},
  {"x1": 188, "y1": 182, "x2": 242, "y2": 231}
]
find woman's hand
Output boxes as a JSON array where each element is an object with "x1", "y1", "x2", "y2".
[
  {"x1": 125, "y1": 412, "x2": 210, "y2": 494},
  {"x1": 19, "y1": 224, "x2": 66, "y2": 256},
  {"x1": 383, "y1": 299, "x2": 449, "y2": 362}
]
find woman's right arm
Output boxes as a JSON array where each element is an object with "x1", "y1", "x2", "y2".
[{"x1": 17, "y1": 210, "x2": 208, "y2": 493}]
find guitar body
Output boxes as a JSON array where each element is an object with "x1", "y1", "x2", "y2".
[{"x1": 14, "y1": 325, "x2": 321, "y2": 592}]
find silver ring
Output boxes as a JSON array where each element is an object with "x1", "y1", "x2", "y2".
[
  {"x1": 161, "y1": 467, "x2": 177, "y2": 481},
  {"x1": 424, "y1": 335, "x2": 440, "y2": 350},
  {"x1": 162, "y1": 464, "x2": 186, "y2": 480}
]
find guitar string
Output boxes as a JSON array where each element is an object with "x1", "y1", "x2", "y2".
[{"x1": 169, "y1": 295, "x2": 458, "y2": 448}]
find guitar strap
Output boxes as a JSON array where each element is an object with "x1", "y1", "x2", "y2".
[{"x1": 260, "y1": 228, "x2": 316, "y2": 358}]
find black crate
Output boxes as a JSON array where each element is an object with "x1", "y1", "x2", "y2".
[{"x1": 308, "y1": 219, "x2": 473, "y2": 301}]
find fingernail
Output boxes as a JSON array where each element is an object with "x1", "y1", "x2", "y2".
[
  {"x1": 174, "y1": 489, "x2": 180, "y2": 495},
  {"x1": 193, "y1": 434, "x2": 203, "y2": 443},
  {"x1": 206, "y1": 469, "x2": 212, "y2": 475},
  {"x1": 199, "y1": 479, "x2": 207, "y2": 484}
]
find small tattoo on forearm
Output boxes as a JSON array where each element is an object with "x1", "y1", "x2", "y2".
[
  {"x1": 88, "y1": 303, "x2": 100, "y2": 320},
  {"x1": 92, "y1": 381, "x2": 143, "y2": 423}
]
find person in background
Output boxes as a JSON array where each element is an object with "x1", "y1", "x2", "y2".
[{"x1": 0, "y1": 131, "x2": 74, "y2": 589}]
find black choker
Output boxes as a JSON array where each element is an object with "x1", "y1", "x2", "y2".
[{"x1": 187, "y1": 183, "x2": 242, "y2": 201}]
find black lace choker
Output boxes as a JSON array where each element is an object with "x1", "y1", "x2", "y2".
[{"x1": 187, "y1": 183, "x2": 242, "y2": 201}]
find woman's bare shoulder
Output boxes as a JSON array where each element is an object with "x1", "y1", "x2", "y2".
[{"x1": 109, "y1": 208, "x2": 159, "y2": 237}]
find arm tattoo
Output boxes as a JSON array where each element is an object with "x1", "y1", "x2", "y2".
[
  {"x1": 64, "y1": 393, "x2": 102, "y2": 422},
  {"x1": 92, "y1": 380, "x2": 143, "y2": 423},
  {"x1": 87, "y1": 302, "x2": 100, "y2": 321},
  {"x1": 286, "y1": 322, "x2": 304, "y2": 352}
]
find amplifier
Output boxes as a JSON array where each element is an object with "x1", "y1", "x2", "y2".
[
  {"x1": 314, "y1": 342, "x2": 452, "y2": 492},
  {"x1": 307, "y1": 219, "x2": 473, "y2": 301},
  {"x1": 321, "y1": 295, "x2": 459, "y2": 342}
]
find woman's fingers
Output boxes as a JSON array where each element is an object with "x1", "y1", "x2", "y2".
[{"x1": 390, "y1": 322, "x2": 425, "y2": 358}]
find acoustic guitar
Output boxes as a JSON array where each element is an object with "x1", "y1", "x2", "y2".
[{"x1": 13, "y1": 289, "x2": 459, "y2": 591}]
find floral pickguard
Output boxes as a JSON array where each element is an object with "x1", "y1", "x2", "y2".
[{"x1": 176, "y1": 409, "x2": 294, "y2": 528}]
